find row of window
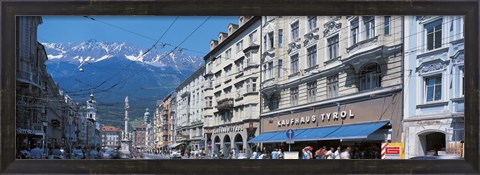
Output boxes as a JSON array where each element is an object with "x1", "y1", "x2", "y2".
[
  {"x1": 288, "y1": 74, "x2": 340, "y2": 107},
  {"x1": 279, "y1": 66, "x2": 464, "y2": 109}
]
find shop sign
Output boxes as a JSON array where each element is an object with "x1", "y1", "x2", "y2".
[
  {"x1": 277, "y1": 115, "x2": 316, "y2": 127},
  {"x1": 416, "y1": 120, "x2": 441, "y2": 125},
  {"x1": 213, "y1": 125, "x2": 244, "y2": 134},
  {"x1": 381, "y1": 142, "x2": 404, "y2": 159},
  {"x1": 16, "y1": 128, "x2": 43, "y2": 135},
  {"x1": 320, "y1": 110, "x2": 355, "y2": 121}
]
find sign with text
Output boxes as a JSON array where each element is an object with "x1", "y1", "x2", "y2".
[{"x1": 382, "y1": 142, "x2": 404, "y2": 159}]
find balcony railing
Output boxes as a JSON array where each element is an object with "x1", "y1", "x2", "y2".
[
  {"x1": 216, "y1": 98, "x2": 234, "y2": 111},
  {"x1": 17, "y1": 71, "x2": 42, "y2": 88}
]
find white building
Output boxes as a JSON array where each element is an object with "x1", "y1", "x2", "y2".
[
  {"x1": 203, "y1": 16, "x2": 262, "y2": 157},
  {"x1": 403, "y1": 16, "x2": 464, "y2": 158},
  {"x1": 175, "y1": 66, "x2": 206, "y2": 152}
]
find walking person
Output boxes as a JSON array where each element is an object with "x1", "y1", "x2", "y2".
[
  {"x1": 334, "y1": 147, "x2": 341, "y2": 159},
  {"x1": 278, "y1": 148, "x2": 284, "y2": 159},
  {"x1": 302, "y1": 146, "x2": 313, "y2": 159},
  {"x1": 325, "y1": 147, "x2": 335, "y2": 159},
  {"x1": 31, "y1": 144, "x2": 44, "y2": 159},
  {"x1": 340, "y1": 147, "x2": 351, "y2": 159},
  {"x1": 271, "y1": 148, "x2": 279, "y2": 159}
]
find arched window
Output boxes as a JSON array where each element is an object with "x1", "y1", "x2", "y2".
[{"x1": 359, "y1": 64, "x2": 381, "y2": 91}]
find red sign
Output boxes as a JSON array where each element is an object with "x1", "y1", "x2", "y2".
[{"x1": 386, "y1": 147, "x2": 400, "y2": 154}]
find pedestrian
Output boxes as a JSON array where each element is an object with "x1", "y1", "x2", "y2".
[
  {"x1": 325, "y1": 147, "x2": 335, "y2": 159},
  {"x1": 314, "y1": 147, "x2": 326, "y2": 159},
  {"x1": 31, "y1": 144, "x2": 44, "y2": 159},
  {"x1": 271, "y1": 148, "x2": 279, "y2": 159},
  {"x1": 340, "y1": 147, "x2": 351, "y2": 159},
  {"x1": 302, "y1": 146, "x2": 313, "y2": 159},
  {"x1": 277, "y1": 148, "x2": 284, "y2": 159},
  {"x1": 334, "y1": 147, "x2": 341, "y2": 159},
  {"x1": 19, "y1": 147, "x2": 31, "y2": 159}
]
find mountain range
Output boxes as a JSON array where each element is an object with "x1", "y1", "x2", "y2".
[{"x1": 43, "y1": 40, "x2": 204, "y2": 128}]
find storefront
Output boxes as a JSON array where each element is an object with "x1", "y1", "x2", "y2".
[
  {"x1": 204, "y1": 120, "x2": 259, "y2": 158},
  {"x1": 251, "y1": 92, "x2": 402, "y2": 159}
]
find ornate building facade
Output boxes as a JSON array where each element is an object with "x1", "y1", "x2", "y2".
[
  {"x1": 403, "y1": 16, "x2": 464, "y2": 158},
  {"x1": 254, "y1": 16, "x2": 403, "y2": 157}
]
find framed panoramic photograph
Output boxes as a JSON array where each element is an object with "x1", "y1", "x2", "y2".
[{"x1": 1, "y1": 0, "x2": 479, "y2": 174}]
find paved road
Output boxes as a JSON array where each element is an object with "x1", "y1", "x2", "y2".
[{"x1": 142, "y1": 153, "x2": 171, "y2": 159}]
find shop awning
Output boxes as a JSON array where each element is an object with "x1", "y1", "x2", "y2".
[
  {"x1": 322, "y1": 121, "x2": 389, "y2": 140},
  {"x1": 293, "y1": 126, "x2": 339, "y2": 141},
  {"x1": 247, "y1": 121, "x2": 389, "y2": 143},
  {"x1": 247, "y1": 131, "x2": 280, "y2": 143},
  {"x1": 168, "y1": 143, "x2": 183, "y2": 149},
  {"x1": 266, "y1": 129, "x2": 309, "y2": 143}
]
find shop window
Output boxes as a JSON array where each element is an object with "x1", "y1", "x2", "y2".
[
  {"x1": 307, "y1": 81, "x2": 317, "y2": 103},
  {"x1": 307, "y1": 45, "x2": 317, "y2": 68},
  {"x1": 359, "y1": 64, "x2": 381, "y2": 91},
  {"x1": 425, "y1": 76, "x2": 442, "y2": 102},
  {"x1": 425, "y1": 19, "x2": 443, "y2": 51}
]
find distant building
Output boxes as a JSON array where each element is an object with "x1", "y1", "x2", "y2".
[
  {"x1": 155, "y1": 93, "x2": 177, "y2": 150},
  {"x1": 175, "y1": 66, "x2": 205, "y2": 153},
  {"x1": 133, "y1": 125, "x2": 147, "y2": 149},
  {"x1": 101, "y1": 126, "x2": 122, "y2": 149}
]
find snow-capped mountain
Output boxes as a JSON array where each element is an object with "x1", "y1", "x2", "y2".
[
  {"x1": 42, "y1": 40, "x2": 204, "y2": 128},
  {"x1": 42, "y1": 39, "x2": 203, "y2": 72}
]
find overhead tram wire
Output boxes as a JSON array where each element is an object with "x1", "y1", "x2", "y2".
[{"x1": 76, "y1": 16, "x2": 179, "y2": 93}]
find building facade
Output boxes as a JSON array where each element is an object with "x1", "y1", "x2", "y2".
[
  {"x1": 203, "y1": 16, "x2": 262, "y2": 157},
  {"x1": 175, "y1": 66, "x2": 206, "y2": 153},
  {"x1": 403, "y1": 16, "x2": 465, "y2": 158},
  {"x1": 16, "y1": 16, "x2": 49, "y2": 152},
  {"x1": 133, "y1": 125, "x2": 146, "y2": 149},
  {"x1": 253, "y1": 16, "x2": 403, "y2": 158},
  {"x1": 155, "y1": 93, "x2": 176, "y2": 150},
  {"x1": 101, "y1": 126, "x2": 122, "y2": 149}
]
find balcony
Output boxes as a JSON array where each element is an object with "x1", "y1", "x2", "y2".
[
  {"x1": 235, "y1": 67, "x2": 244, "y2": 78},
  {"x1": 216, "y1": 98, "x2": 234, "y2": 111},
  {"x1": 346, "y1": 35, "x2": 379, "y2": 54},
  {"x1": 244, "y1": 62, "x2": 259, "y2": 71},
  {"x1": 17, "y1": 71, "x2": 42, "y2": 88},
  {"x1": 205, "y1": 81, "x2": 213, "y2": 90},
  {"x1": 261, "y1": 78, "x2": 275, "y2": 89},
  {"x1": 235, "y1": 92, "x2": 243, "y2": 101}
]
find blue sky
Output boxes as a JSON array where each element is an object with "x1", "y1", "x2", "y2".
[{"x1": 38, "y1": 16, "x2": 239, "y2": 56}]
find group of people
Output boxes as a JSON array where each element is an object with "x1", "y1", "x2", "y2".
[
  {"x1": 17, "y1": 144, "x2": 107, "y2": 159},
  {"x1": 302, "y1": 145, "x2": 381, "y2": 159}
]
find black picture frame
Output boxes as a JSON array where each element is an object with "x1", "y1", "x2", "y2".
[{"x1": 1, "y1": 0, "x2": 478, "y2": 174}]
